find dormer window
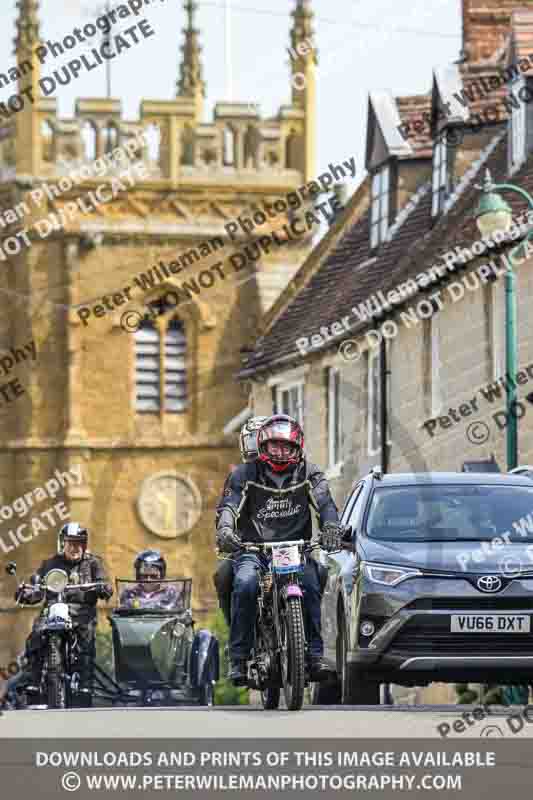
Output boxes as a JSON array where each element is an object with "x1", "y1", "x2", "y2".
[
  {"x1": 370, "y1": 164, "x2": 390, "y2": 249},
  {"x1": 431, "y1": 130, "x2": 449, "y2": 217},
  {"x1": 509, "y1": 78, "x2": 526, "y2": 173}
]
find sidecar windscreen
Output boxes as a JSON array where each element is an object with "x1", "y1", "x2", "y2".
[{"x1": 115, "y1": 578, "x2": 191, "y2": 612}]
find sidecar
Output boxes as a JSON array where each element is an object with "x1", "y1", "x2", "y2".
[{"x1": 93, "y1": 578, "x2": 219, "y2": 707}]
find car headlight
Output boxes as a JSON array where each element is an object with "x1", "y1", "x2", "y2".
[{"x1": 362, "y1": 562, "x2": 422, "y2": 586}]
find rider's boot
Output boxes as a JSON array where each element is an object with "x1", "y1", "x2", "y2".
[
  {"x1": 229, "y1": 659, "x2": 248, "y2": 686},
  {"x1": 309, "y1": 655, "x2": 331, "y2": 682}
]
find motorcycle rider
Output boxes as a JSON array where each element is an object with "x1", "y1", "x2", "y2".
[
  {"x1": 15, "y1": 522, "x2": 113, "y2": 696},
  {"x1": 213, "y1": 416, "x2": 268, "y2": 627},
  {"x1": 215, "y1": 414, "x2": 344, "y2": 685},
  {"x1": 120, "y1": 550, "x2": 183, "y2": 610}
]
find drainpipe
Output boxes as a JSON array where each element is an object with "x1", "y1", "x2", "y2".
[{"x1": 380, "y1": 338, "x2": 389, "y2": 473}]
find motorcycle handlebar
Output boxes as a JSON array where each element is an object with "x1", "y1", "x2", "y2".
[{"x1": 242, "y1": 540, "x2": 307, "y2": 549}]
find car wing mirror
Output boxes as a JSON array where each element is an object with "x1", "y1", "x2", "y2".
[{"x1": 342, "y1": 525, "x2": 355, "y2": 550}]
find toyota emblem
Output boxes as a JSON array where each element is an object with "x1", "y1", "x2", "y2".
[{"x1": 477, "y1": 575, "x2": 503, "y2": 593}]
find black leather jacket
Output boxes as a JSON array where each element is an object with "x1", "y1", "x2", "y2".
[
  {"x1": 216, "y1": 459, "x2": 339, "y2": 544},
  {"x1": 18, "y1": 552, "x2": 113, "y2": 623}
]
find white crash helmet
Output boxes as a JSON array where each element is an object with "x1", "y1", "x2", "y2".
[{"x1": 239, "y1": 416, "x2": 269, "y2": 462}]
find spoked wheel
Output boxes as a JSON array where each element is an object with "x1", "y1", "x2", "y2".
[
  {"x1": 47, "y1": 635, "x2": 66, "y2": 709},
  {"x1": 261, "y1": 686, "x2": 281, "y2": 710},
  {"x1": 279, "y1": 597, "x2": 306, "y2": 711}
]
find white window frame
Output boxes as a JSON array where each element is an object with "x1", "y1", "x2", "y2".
[
  {"x1": 370, "y1": 164, "x2": 390, "y2": 249},
  {"x1": 431, "y1": 130, "x2": 448, "y2": 217},
  {"x1": 510, "y1": 78, "x2": 526, "y2": 173},
  {"x1": 366, "y1": 347, "x2": 393, "y2": 457},
  {"x1": 274, "y1": 380, "x2": 305, "y2": 426},
  {"x1": 327, "y1": 366, "x2": 342, "y2": 474}
]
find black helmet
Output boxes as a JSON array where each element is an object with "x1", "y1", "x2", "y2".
[
  {"x1": 58, "y1": 522, "x2": 88, "y2": 559},
  {"x1": 134, "y1": 549, "x2": 166, "y2": 580}
]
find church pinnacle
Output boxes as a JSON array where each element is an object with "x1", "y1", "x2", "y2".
[
  {"x1": 290, "y1": 0, "x2": 316, "y2": 54},
  {"x1": 14, "y1": 0, "x2": 41, "y2": 53},
  {"x1": 177, "y1": 0, "x2": 206, "y2": 108}
]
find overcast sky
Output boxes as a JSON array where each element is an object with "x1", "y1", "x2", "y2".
[{"x1": 1, "y1": 0, "x2": 461, "y2": 190}]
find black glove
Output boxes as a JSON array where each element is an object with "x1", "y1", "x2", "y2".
[
  {"x1": 96, "y1": 584, "x2": 112, "y2": 601},
  {"x1": 216, "y1": 526, "x2": 242, "y2": 555},
  {"x1": 320, "y1": 522, "x2": 345, "y2": 552},
  {"x1": 65, "y1": 587, "x2": 91, "y2": 604},
  {"x1": 14, "y1": 585, "x2": 34, "y2": 603}
]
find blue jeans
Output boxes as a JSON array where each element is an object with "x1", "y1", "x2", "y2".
[{"x1": 230, "y1": 552, "x2": 323, "y2": 661}]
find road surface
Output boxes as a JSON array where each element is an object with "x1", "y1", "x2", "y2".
[{"x1": 2, "y1": 703, "x2": 532, "y2": 738}]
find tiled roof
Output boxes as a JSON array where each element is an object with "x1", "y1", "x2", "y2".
[{"x1": 240, "y1": 127, "x2": 533, "y2": 379}]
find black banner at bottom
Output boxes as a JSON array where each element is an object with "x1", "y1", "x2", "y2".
[{"x1": 1, "y1": 738, "x2": 532, "y2": 799}]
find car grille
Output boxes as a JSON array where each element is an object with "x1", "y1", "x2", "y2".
[
  {"x1": 408, "y1": 598, "x2": 533, "y2": 611},
  {"x1": 391, "y1": 616, "x2": 533, "y2": 655}
]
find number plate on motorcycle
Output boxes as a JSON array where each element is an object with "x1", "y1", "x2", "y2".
[
  {"x1": 271, "y1": 544, "x2": 300, "y2": 573},
  {"x1": 450, "y1": 614, "x2": 530, "y2": 633},
  {"x1": 48, "y1": 602, "x2": 70, "y2": 621}
]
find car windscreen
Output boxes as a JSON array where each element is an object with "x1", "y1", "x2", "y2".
[{"x1": 364, "y1": 484, "x2": 533, "y2": 542}]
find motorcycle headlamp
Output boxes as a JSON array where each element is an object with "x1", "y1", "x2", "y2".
[
  {"x1": 362, "y1": 562, "x2": 422, "y2": 587},
  {"x1": 45, "y1": 569, "x2": 69, "y2": 594}
]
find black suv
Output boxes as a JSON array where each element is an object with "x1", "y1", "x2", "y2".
[{"x1": 317, "y1": 470, "x2": 533, "y2": 704}]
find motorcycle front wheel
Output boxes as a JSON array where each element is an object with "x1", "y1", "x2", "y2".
[
  {"x1": 47, "y1": 635, "x2": 66, "y2": 709},
  {"x1": 280, "y1": 597, "x2": 305, "y2": 711}
]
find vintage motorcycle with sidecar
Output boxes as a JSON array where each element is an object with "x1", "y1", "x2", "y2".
[
  {"x1": 93, "y1": 576, "x2": 220, "y2": 707},
  {"x1": 3, "y1": 564, "x2": 219, "y2": 710}
]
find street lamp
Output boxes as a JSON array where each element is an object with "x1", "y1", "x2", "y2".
[{"x1": 473, "y1": 169, "x2": 533, "y2": 470}]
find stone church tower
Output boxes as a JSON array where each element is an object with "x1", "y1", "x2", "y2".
[{"x1": 0, "y1": 0, "x2": 317, "y2": 655}]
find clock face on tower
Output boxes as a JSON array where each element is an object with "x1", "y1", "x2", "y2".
[{"x1": 137, "y1": 472, "x2": 202, "y2": 539}]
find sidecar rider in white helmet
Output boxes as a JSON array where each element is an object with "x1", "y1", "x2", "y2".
[{"x1": 213, "y1": 416, "x2": 268, "y2": 627}]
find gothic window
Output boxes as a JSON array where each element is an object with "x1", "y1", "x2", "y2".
[
  {"x1": 81, "y1": 120, "x2": 97, "y2": 160},
  {"x1": 285, "y1": 130, "x2": 298, "y2": 169},
  {"x1": 180, "y1": 125, "x2": 194, "y2": 166},
  {"x1": 134, "y1": 310, "x2": 188, "y2": 414},
  {"x1": 164, "y1": 319, "x2": 188, "y2": 412},
  {"x1": 223, "y1": 125, "x2": 236, "y2": 166},
  {"x1": 103, "y1": 121, "x2": 119, "y2": 153},
  {"x1": 41, "y1": 119, "x2": 54, "y2": 163},
  {"x1": 135, "y1": 319, "x2": 161, "y2": 413},
  {"x1": 243, "y1": 125, "x2": 258, "y2": 168},
  {"x1": 432, "y1": 130, "x2": 449, "y2": 217},
  {"x1": 370, "y1": 164, "x2": 390, "y2": 249}
]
